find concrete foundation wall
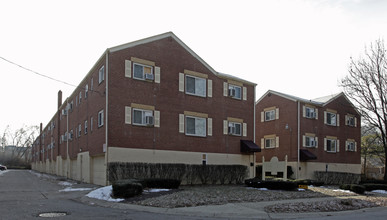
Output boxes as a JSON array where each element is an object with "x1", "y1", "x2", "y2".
[{"x1": 108, "y1": 147, "x2": 255, "y2": 178}]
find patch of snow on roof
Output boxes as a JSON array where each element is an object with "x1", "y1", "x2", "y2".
[
  {"x1": 312, "y1": 93, "x2": 341, "y2": 103},
  {"x1": 372, "y1": 190, "x2": 387, "y2": 194}
]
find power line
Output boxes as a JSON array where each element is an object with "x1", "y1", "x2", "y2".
[
  {"x1": 0, "y1": 56, "x2": 104, "y2": 96},
  {"x1": 0, "y1": 56, "x2": 77, "y2": 87}
]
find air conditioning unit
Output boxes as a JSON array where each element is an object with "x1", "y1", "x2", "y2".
[
  {"x1": 145, "y1": 116, "x2": 154, "y2": 126},
  {"x1": 145, "y1": 73, "x2": 154, "y2": 80},
  {"x1": 229, "y1": 88, "x2": 236, "y2": 97}
]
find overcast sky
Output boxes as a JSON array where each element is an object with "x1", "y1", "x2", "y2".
[{"x1": 1, "y1": 0, "x2": 386, "y2": 133}]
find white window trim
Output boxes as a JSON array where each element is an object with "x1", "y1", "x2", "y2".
[
  {"x1": 228, "y1": 84, "x2": 242, "y2": 100},
  {"x1": 265, "y1": 110, "x2": 276, "y2": 121},
  {"x1": 304, "y1": 136, "x2": 318, "y2": 148},
  {"x1": 98, "y1": 110, "x2": 104, "y2": 127},
  {"x1": 84, "y1": 120, "x2": 88, "y2": 134},
  {"x1": 132, "y1": 108, "x2": 154, "y2": 126},
  {"x1": 305, "y1": 106, "x2": 317, "y2": 119},
  {"x1": 265, "y1": 137, "x2": 276, "y2": 149},
  {"x1": 185, "y1": 75, "x2": 207, "y2": 97},
  {"x1": 133, "y1": 63, "x2": 154, "y2": 81},
  {"x1": 325, "y1": 138, "x2": 338, "y2": 153},
  {"x1": 98, "y1": 66, "x2": 105, "y2": 84},
  {"x1": 185, "y1": 115, "x2": 206, "y2": 137},
  {"x1": 228, "y1": 122, "x2": 242, "y2": 136}
]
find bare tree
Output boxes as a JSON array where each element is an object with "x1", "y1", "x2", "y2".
[
  {"x1": 341, "y1": 39, "x2": 387, "y2": 180},
  {"x1": 0, "y1": 125, "x2": 39, "y2": 166}
]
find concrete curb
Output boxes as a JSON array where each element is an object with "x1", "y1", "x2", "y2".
[{"x1": 80, "y1": 195, "x2": 386, "y2": 219}]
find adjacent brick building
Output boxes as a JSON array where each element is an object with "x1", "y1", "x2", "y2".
[
  {"x1": 255, "y1": 90, "x2": 361, "y2": 180},
  {"x1": 31, "y1": 32, "x2": 259, "y2": 185}
]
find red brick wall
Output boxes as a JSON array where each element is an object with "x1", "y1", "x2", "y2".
[
  {"x1": 107, "y1": 37, "x2": 255, "y2": 155},
  {"x1": 256, "y1": 92, "x2": 361, "y2": 164}
]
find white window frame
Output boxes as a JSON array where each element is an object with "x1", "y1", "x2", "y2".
[
  {"x1": 265, "y1": 110, "x2": 275, "y2": 121},
  {"x1": 133, "y1": 63, "x2": 153, "y2": 81},
  {"x1": 98, "y1": 110, "x2": 104, "y2": 127},
  {"x1": 132, "y1": 108, "x2": 154, "y2": 126},
  {"x1": 185, "y1": 116, "x2": 206, "y2": 137},
  {"x1": 85, "y1": 84, "x2": 88, "y2": 99},
  {"x1": 347, "y1": 141, "x2": 355, "y2": 151},
  {"x1": 305, "y1": 136, "x2": 317, "y2": 147},
  {"x1": 265, "y1": 137, "x2": 276, "y2": 149},
  {"x1": 326, "y1": 138, "x2": 337, "y2": 152},
  {"x1": 185, "y1": 75, "x2": 206, "y2": 97},
  {"x1": 305, "y1": 107, "x2": 317, "y2": 119},
  {"x1": 326, "y1": 112, "x2": 337, "y2": 126},
  {"x1": 84, "y1": 120, "x2": 88, "y2": 134},
  {"x1": 228, "y1": 122, "x2": 242, "y2": 136},
  {"x1": 228, "y1": 84, "x2": 242, "y2": 99},
  {"x1": 347, "y1": 115, "x2": 356, "y2": 127},
  {"x1": 98, "y1": 66, "x2": 105, "y2": 84}
]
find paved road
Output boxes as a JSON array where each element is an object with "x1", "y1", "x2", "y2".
[
  {"x1": 1, "y1": 170, "x2": 387, "y2": 220},
  {"x1": 0, "y1": 170, "x2": 225, "y2": 220}
]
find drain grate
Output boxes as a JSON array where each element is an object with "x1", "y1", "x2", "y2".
[{"x1": 38, "y1": 212, "x2": 68, "y2": 218}]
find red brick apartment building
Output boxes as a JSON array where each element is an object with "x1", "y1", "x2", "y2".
[
  {"x1": 255, "y1": 90, "x2": 361, "y2": 180},
  {"x1": 31, "y1": 32, "x2": 259, "y2": 185}
]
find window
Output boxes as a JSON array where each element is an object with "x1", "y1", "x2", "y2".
[
  {"x1": 186, "y1": 116, "x2": 206, "y2": 137},
  {"x1": 228, "y1": 122, "x2": 241, "y2": 136},
  {"x1": 346, "y1": 141, "x2": 356, "y2": 151},
  {"x1": 185, "y1": 75, "x2": 206, "y2": 97},
  {"x1": 91, "y1": 78, "x2": 93, "y2": 91},
  {"x1": 84, "y1": 120, "x2": 88, "y2": 134},
  {"x1": 133, "y1": 109, "x2": 154, "y2": 126},
  {"x1": 85, "y1": 84, "x2": 88, "y2": 99},
  {"x1": 305, "y1": 107, "x2": 317, "y2": 119},
  {"x1": 265, "y1": 110, "x2": 275, "y2": 121},
  {"x1": 346, "y1": 115, "x2": 356, "y2": 127},
  {"x1": 98, "y1": 66, "x2": 104, "y2": 84},
  {"x1": 133, "y1": 63, "x2": 153, "y2": 80},
  {"x1": 305, "y1": 136, "x2": 317, "y2": 147},
  {"x1": 228, "y1": 84, "x2": 241, "y2": 99},
  {"x1": 325, "y1": 111, "x2": 338, "y2": 126},
  {"x1": 325, "y1": 138, "x2": 337, "y2": 152},
  {"x1": 78, "y1": 124, "x2": 81, "y2": 137},
  {"x1": 79, "y1": 91, "x2": 82, "y2": 104},
  {"x1": 69, "y1": 130, "x2": 73, "y2": 140},
  {"x1": 265, "y1": 138, "x2": 276, "y2": 148},
  {"x1": 98, "y1": 110, "x2": 104, "y2": 127}
]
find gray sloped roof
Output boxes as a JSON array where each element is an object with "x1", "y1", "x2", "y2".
[{"x1": 256, "y1": 90, "x2": 344, "y2": 106}]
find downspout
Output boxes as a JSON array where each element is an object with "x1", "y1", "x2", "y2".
[
  {"x1": 253, "y1": 84, "x2": 256, "y2": 178},
  {"x1": 297, "y1": 101, "x2": 300, "y2": 179},
  {"x1": 105, "y1": 51, "x2": 109, "y2": 186},
  {"x1": 66, "y1": 99, "x2": 69, "y2": 178}
]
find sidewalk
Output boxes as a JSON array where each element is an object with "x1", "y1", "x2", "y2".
[{"x1": 80, "y1": 195, "x2": 384, "y2": 219}]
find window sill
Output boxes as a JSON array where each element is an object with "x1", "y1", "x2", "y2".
[
  {"x1": 185, "y1": 134, "x2": 207, "y2": 138},
  {"x1": 185, "y1": 92, "x2": 206, "y2": 98}
]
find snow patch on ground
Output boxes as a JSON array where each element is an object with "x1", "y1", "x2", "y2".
[
  {"x1": 86, "y1": 186, "x2": 124, "y2": 202},
  {"x1": 0, "y1": 170, "x2": 9, "y2": 176},
  {"x1": 58, "y1": 181, "x2": 73, "y2": 186},
  {"x1": 59, "y1": 187, "x2": 94, "y2": 192},
  {"x1": 332, "y1": 189, "x2": 354, "y2": 194},
  {"x1": 144, "y1": 188, "x2": 170, "y2": 193},
  {"x1": 372, "y1": 190, "x2": 387, "y2": 194}
]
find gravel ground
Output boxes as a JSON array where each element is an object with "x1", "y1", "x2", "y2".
[{"x1": 124, "y1": 185, "x2": 387, "y2": 212}]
